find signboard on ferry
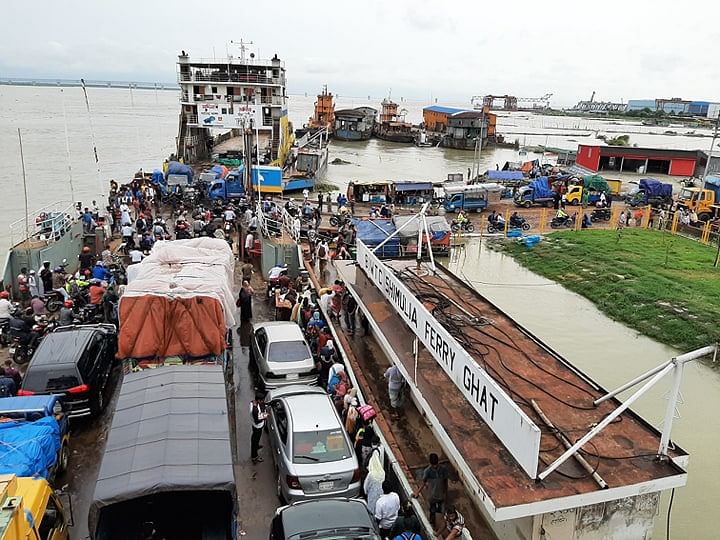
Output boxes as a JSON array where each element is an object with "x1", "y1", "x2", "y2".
[
  {"x1": 356, "y1": 240, "x2": 542, "y2": 477},
  {"x1": 197, "y1": 103, "x2": 260, "y2": 128}
]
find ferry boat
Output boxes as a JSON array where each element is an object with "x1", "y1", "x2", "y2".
[
  {"x1": 374, "y1": 98, "x2": 414, "y2": 143},
  {"x1": 283, "y1": 127, "x2": 329, "y2": 192},
  {"x1": 333, "y1": 107, "x2": 376, "y2": 141}
]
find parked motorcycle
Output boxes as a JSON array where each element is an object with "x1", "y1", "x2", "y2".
[
  {"x1": 0, "y1": 319, "x2": 10, "y2": 348},
  {"x1": 591, "y1": 208, "x2": 612, "y2": 222},
  {"x1": 451, "y1": 220, "x2": 475, "y2": 233},
  {"x1": 487, "y1": 215, "x2": 531, "y2": 234},
  {"x1": 9, "y1": 336, "x2": 31, "y2": 365}
]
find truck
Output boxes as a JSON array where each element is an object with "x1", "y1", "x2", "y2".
[
  {"x1": 206, "y1": 165, "x2": 284, "y2": 200},
  {"x1": 628, "y1": 178, "x2": 673, "y2": 208},
  {"x1": 442, "y1": 182, "x2": 504, "y2": 213},
  {"x1": 565, "y1": 175, "x2": 617, "y2": 206},
  {"x1": 514, "y1": 176, "x2": 555, "y2": 208},
  {"x1": 677, "y1": 176, "x2": 720, "y2": 221},
  {"x1": 88, "y1": 366, "x2": 236, "y2": 540},
  {"x1": 0, "y1": 474, "x2": 70, "y2": 539},
  {"x1": 0, "y1": 395, "x2": 70, "y2": 482}
]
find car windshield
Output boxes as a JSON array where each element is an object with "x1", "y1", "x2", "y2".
[
  {"x1": 268, "y1": 341, "x2": 311, "y2": 363},
  {"x1": 680, "y1": 188, "x2": 694, "y2": 199},
  {"x1": 23, "y1": 367, "x2": 79, "y2": 392},
  {"x1": 293, "y1": 429, "x2": 351, "y2": 464}
]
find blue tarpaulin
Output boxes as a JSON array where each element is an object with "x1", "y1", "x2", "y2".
[
  {"x1": 353, "y1": 219, "x2": 400, "y2": 257},
  {"x1": 151, "y1": 169, "x2": 164, "y2": 184},
  {"x1": 165, "y1": 161, "x2": 194, "y2": 182},
  {"x1": 529, "y1": 176, "x2": 553, "y2": 198},
  {"x1": 487, "y1": 170, "x2": 524, "y2": 181},
  {"x1": 0, "y1": 415, "x2": 61, "y2": 479}
]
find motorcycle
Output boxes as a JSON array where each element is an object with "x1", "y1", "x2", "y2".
[
  {"x1": 0, "y1": 319, "x2": 10, "y2": 348},
  {"x1": 451, "y1": 220, "x2": 475, "y2": 233},
  {"x1": 78, "y1": 304, "x2": 104, "y2": 325},
  {"x1": 329, "y1": 214, "x2": 351, "y2": 228},
  {"x1": 43, "y1": 291, "x2": 65, "y2": 313},
  {"x1": 9, "y1": 336, "x2": 32, "y2": 365},
  {"x1": 487, "y1": 216, "x2": 531, "y2": 234},
  {"x1": 550, "y1": 214, "x2": 576, "y2": 229},
  {"x1": 590, "y1": 208, "x2": 612, "y2": 222}
]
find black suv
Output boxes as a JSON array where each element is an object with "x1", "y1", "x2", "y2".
[{"x1": 19, "y1": 324, "x2": 118, "y2": 418}]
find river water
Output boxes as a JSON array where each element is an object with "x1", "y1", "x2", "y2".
[{"x1": 1, "y1": 85, "x2": 718, "y2": 537}]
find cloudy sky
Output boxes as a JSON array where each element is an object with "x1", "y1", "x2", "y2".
[{"x1": 2, "y1": 0, "x2": 718, "y2": 107}]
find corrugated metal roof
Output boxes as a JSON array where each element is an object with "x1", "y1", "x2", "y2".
[{"x1": 423, "y1": 105, "x2": 468, "y2": 115}]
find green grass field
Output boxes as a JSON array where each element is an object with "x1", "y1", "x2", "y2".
[{"x1": 502, "y1": 229, "x2": 720, "y2": 353}]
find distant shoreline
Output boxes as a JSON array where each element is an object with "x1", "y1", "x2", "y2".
[{"x1": 0, "y1": 77, "x2": 179, "y2": 91}]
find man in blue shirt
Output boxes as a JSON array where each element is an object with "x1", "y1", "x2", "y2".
[{"x1": 92, "y1": 261, "x2": 112, "y2": 282}]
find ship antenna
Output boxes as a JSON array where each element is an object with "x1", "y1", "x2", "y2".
[
  {"x1": 80, "y1": 78, "x2": 104, "y2": 202},
  {"x1": 17, "y1": 128, "x2": 30, "y2": 243},
  {"x1": 60, "y1": 89, "x2": 76, "y2": 203}
]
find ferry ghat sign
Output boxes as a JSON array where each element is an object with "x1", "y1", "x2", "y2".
[{"x1": 357, "y1": 241, "x2": 542, "y2": 477}]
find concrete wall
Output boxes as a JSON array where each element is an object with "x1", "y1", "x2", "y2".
[{"x1": 533, "y1": 492, "x2": 660, "y2": 540}]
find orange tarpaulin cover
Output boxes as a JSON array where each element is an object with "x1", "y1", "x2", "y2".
[{"x1": 118, "y1": 295, "x2": 226, "y2": 359}]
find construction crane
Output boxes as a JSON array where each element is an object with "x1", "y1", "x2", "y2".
[{"x1": 471, "y1": 93, "x2": 553, "y2": 111}]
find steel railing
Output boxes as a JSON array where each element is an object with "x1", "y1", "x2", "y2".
[
  {"x1": 178, "y1": 72, "x2": 284, "y2": 85},
  {"x1": 9, "y1": 202, "x2": 77, "y2": 246}
]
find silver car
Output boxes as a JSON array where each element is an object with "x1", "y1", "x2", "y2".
[
  {"x1": 250, "y1": 322, "x2": 318, "y2": 390},
  {"x1": 266, "y1": 385, "x2": 361, "y2": 503}
]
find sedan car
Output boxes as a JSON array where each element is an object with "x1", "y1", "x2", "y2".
[
  {"x1": 266, "y1": 385, "x2": 360, "y2": 503},
  {"x1": 251, "y1": 322, "x2": 318, "y2": 390},
  {"x1": 269, "y1": 498, "x2": 382, "y2": 540},
  {"x1": 19, "y1": 324, "x2": 118, "y2": 418}
]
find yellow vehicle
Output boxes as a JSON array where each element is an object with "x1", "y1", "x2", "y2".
[
  {"x1": 678, "y1": 178, "x2": 720, "y2": 221},
  {"x1": 0, "y1": 475, "x2": 69, "y2": 540},
  {"x1": 565, "y1": 176, "x2": 621, "y2": 206}
]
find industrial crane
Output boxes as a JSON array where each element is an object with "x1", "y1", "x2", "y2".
[{"x1": 471, "y1": 93, "x2": 553, "y2": 111}]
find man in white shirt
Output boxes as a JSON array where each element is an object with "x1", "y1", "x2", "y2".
[
  {"x1": 121, "y1": 224, "x2": 134, "y2": 247},
  {"x1": 374, "y1": 480, "x2": 400, "y2": 537},
  {"x1": 244, "y1": 232, "x2": 254, "y2": 261},
  {"x1": 223, "y1": 207, "x2": 236, "y2": 222},
  {"x1": 302, "y1": 188, "x2": 310, "y2": 202},
  {"x1": 129, "y1": 249, "x2": 144, "y2": 264},
  {"x1": 267, "y1": 264, "x2": 286, "y2": 280},
  {"x1": 0, "y1": 292, "x2": 13, "y2": 322},
  {"x1": 249, "y1": 213, "x2": 258, "y2": 231},
  {"x1": 244, "y1": 207, "x2": 253, "y2": 224}
]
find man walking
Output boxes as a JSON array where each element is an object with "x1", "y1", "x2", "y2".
[
  {"x1": 374, "y1": 480, "x2": 400, "y2": 538},
  {"x1": 250, "y1": 392, "x2": 267, "y2": 463},
  {"x1": 384, "y1": 364, "x2": 405, "y2": 410},
  {"x1": 412, "y1": 453, "x2": 449, "y2": 528}
]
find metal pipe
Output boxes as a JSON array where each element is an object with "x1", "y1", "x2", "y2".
[
  {"x1": 539, "y1": 362, "x2": 674, "y2": 481},
  {"x1": 371, "y1": 202, "x2": 429, "y2": 254},
  {"x1": 673, "y1": 344, "x2": 716, "y2": 364},
  {"x1": 659, "y1": 360, "x2": 683, "y2": 457},
  {"x1": 531, "y1": 399, "x2": 608, "y2": 489},
  {"x1": 593, "y1": 360, "x2": 672, "y2": 406},
  {"x1": 421, "y1": 213, "x2": 437, "y2": 273}
]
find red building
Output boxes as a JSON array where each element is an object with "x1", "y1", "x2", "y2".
[{"x1": 576, "y1": 144, "x2": 702, "y2": 176}]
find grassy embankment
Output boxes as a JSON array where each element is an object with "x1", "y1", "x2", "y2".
[{"x1": 501, "y1": 229, "x2": 720, "y2": 353}]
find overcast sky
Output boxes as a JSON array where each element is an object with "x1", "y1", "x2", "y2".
[{"x1": 2, "y1": 0, "x2": 719, "y2": 107}]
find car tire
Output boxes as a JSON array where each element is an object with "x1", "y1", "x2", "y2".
[
  {"x1": 58, "y1": 441, "x2": 69, "y2": 474},
  {"x1": 276, "y1": 471, "x2": 287, "y2": 505}
]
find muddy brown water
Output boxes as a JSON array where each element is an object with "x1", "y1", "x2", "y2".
[{"x1": 447, "y1": 238, "x2": 720, "y2": 540}]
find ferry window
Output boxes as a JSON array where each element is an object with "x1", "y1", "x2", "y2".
[
  {"x1": 212, "y1": 86, "x2": 218, "y2": 94},
  {"x1": 222, "y1": 108, "x2": 227, "y2": 114},
  {"x1": 38, "y1": 496, "x2": 62, "y2": 539}
]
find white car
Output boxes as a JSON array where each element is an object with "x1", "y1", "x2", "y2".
[
  {"x1": 250, "y1": 322, "x2": 318, "y2": 390},
  {"x1": 267, "y1": 385, "x2": 361, "y2": 503}
]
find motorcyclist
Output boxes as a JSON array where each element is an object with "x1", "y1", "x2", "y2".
[
  {"x1": 92, "y1": 261, "x2": 112, "y2": 282},
  {"x1": 268, "y1": 263, "x2": 288, "y2": 281},
  {"x1": 510, "y1": 211, "x2": 523, "y2": 227},
  {"x1": 52, "y1": 267, "x2": 70, "y2": 300},
  {"x1": 89, "y1": 279, "x2": 107, "y2": 306},
  {"x1": 58, "y1": 300, "x2": 75, "y2": 326},
  {"x1": 8, "y1": 308, "x2": 39, "y2": 351},
  {"x1": 78, "y1": 246, "x2": 95, "y2": 272},
  {"x1": 556, "y1": 207, "x2": 569, "y2": 220},
  {"x1": 457, "y1": 210, "x2": 469, "y2": 226}
]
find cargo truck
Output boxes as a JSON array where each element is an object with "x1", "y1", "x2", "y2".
[
  {"x1": 0, "y1": 474, "x2": 70, "y2": 540},
  {"x1": 677, "y1": 176, "x2": 720, "y2": 221}
]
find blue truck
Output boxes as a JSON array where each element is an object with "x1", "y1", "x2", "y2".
[
  {"x1": 514, "y1": 176, "x2": 555, "y2": 208},
  {"x1": 629, "y1": 178, "x2": 673, "y2": 208},
  {"x1": 207, "y1": 165, "x2": 284, "y2": 200},
  {"x1": 443, "y1": 183, "x2": 504, "y2": 213},
  {"x1": 0, "y1": 395, "x2": 70, "y2": 482}
]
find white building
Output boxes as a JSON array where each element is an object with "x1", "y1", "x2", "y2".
[{"x1": 176, "y1": 48, "x2": 289, "y2": 163}]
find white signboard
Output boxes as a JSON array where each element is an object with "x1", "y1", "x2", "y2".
[
  {"x1": 197, "y1": 103, "x2": 260, "y2": 128},
  {"x1": 356, "y1": 241, "x2": 541, "y2": 477}
]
